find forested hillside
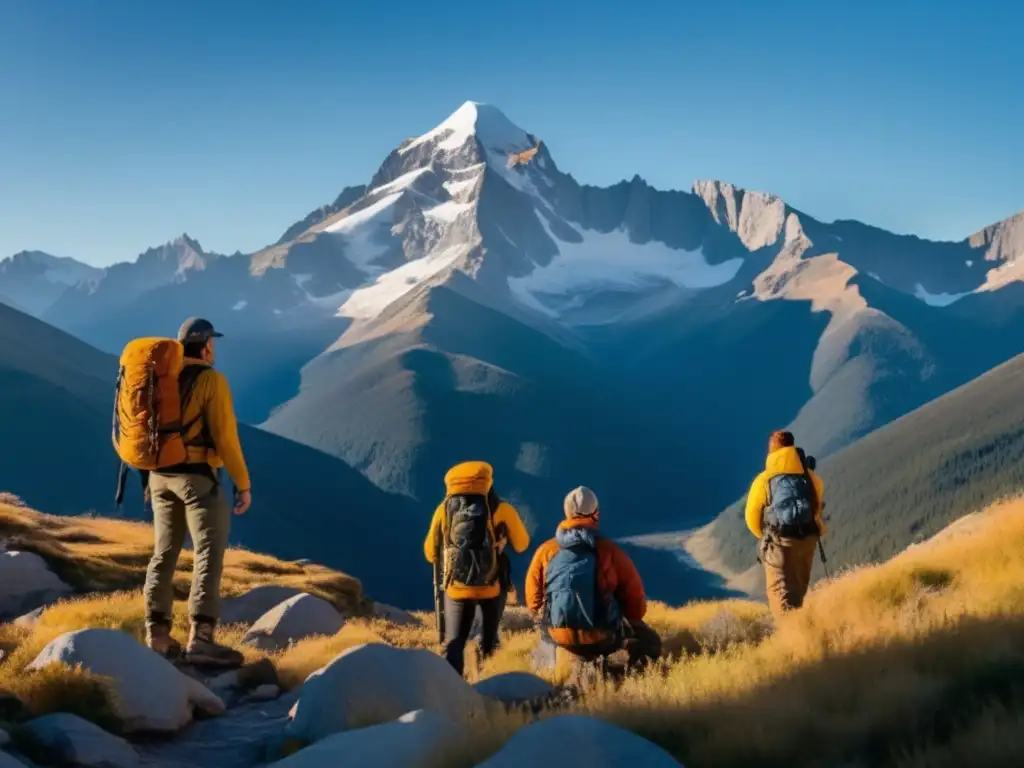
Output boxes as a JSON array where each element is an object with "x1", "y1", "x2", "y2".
[{"x1": 707, "y1": 350, "x2": 1024, "y2": 580}]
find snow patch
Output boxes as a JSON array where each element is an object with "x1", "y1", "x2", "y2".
[
  {"x1": 509, "y1": 216, "x2": 743, "y2": 316},
  {"x1": 443, "y1": 176, "x2": 479, "y2": 198},
  {"x1": 322, "y1": 193, "x2": 399, "y2": 273},
  {"x1": 425, "y1": 201, "x2": 473, "y2": 223},
  {"x1": 337, "y1": 247, "x2": 465, "y2": 320},
  {"x1": 368, "y1": 167, "x2": 431, "y2": 197},
  {"x1": 232, "y1": 300, "x2": 248, "y2": 311},
  {"x1": 914, "y1": 283, "x2": 969, "y2": 307}
]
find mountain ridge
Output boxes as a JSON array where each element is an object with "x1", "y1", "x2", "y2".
[{"x1": 4, "y1": 101, "x2": 1023, "y2": 606}]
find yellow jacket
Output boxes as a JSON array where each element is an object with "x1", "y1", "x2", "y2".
[
  {"x1": 180, "y1": 359, "x2": 251, "y2": 492},
  {"x1": 745, "y1": 446, "x2": 825, "y2": 538},
  {"x1": 423, "y1": 462, "x2": 530, "y2": 600}
]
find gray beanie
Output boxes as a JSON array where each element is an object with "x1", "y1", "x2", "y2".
[{"x1": 564, "y1": 486, "x2": 599, "y2": 519}]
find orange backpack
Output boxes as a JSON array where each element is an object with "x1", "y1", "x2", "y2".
[{"x1": 112, "y1": 337, "x2": 195, "y2": 471}]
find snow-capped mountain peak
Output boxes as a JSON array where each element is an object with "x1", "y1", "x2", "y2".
[{"x1": 400, "y1": 101, "x2": 534, "y2": 159}]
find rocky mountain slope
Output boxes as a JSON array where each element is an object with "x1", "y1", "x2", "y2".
[
  {"x1": 0, "y1": 302, "x2": 419, "y2": 605},
  {"x1": 692, "y1": 346, "x2": 1024, "y2": 598},
  {"x1": 3, "y1": 101, "x2": 1023, "y2": 603}
]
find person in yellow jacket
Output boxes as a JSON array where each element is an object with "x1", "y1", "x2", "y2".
[
  {"x1": 745, "y1": 430, "x2": 825, "y2": 618},
  {"x1": 143, "y1": 317, "x2": 252, "y2": 667},
  {"x1": 424, "y1": 461, "x2": 529, "y2": 676}
]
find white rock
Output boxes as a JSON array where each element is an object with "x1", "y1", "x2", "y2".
[
  {"x1": 0, "y1": 551, "x2": 72, "y2": 620},
  {"x1": 242, "y1": 594, "x2": 345, "y2": 651},
  {"x1": 13, "y1": 606, "x2": 46, "y2": 629},
  {"x1": 286, "y1": 643, "x2": 486, "y2": 744},
  {"x1": 477, "y1": 715, "x2": 683, "y2": 767},
  {"x1": 220, "y1": 586, "x2": 304, "y2": 626},
  {"x1": 27, "y1": 629, "x2": 225, "y2": 733},
  {"x1": 370, "y1": 602, "x2": 419, "y2": 626},
  {"x1": 272, "y1": 709, "x2": 464, "y2": 767},
  {"x1": 473, "y1": 672, "x2": 554, "y2": 702},
  {"x1": 248, "y1": 684, "x2": 281, "y2": 702},
  {"x1": 183, "y1": 675, "x2": 227, "y2": 718},
  {"x1": 21, "y1": 712, "x2": 139, "y2": 768}
]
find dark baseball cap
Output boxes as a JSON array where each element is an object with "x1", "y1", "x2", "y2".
[{"x1": 177, "y1": 317, "x2": 224, "y2": 343}]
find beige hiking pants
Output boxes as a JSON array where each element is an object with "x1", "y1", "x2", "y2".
[
  {"x1": 763, "y1": 534, "x2": 818, "y2": 618},
  {"x1": 143, "y1": 472, "x2": 230, "y2": 625}
]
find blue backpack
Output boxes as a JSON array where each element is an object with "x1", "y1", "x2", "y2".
[
  {"x1": 544, "y1": 527, "x2": 620, "y2": 645},
  {"x1": 765, "y1": 471, "x2": 818, "y2": 532}
]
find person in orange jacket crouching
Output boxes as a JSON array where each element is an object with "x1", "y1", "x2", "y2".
[{"x1": 525, "y1": 486, "x2": 661, "y2": 672}]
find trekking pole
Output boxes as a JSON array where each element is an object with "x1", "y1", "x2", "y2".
[
  {"x1": 817, "y1": 539, "x2": 830, "y2": 579},
  {"x1": 433, "y1": 546, "x2": 445, "y2": 645}
]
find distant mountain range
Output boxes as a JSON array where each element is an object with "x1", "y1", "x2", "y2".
[{"x1": 2, "y1": 101, "x2": 1022, "y2": 606}]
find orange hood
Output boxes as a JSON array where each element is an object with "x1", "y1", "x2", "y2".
[{"x1": 444, "y1": 461, "x2": 493, "y2": 496}]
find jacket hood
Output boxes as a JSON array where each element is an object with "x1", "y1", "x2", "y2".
[
  {"x1": 444, "y1": 461, "x2": 493, "y2": 496},
  {"x1": 555, "y1": 523, "x2": 599, "y2": 550},
  {"x1": 765, "y1": 445, "x2": 806, "y2": 475}
]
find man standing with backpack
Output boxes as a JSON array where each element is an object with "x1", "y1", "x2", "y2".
[
  {"x1": 114, "y1": 318, "x2": 251, "y2": 667},
  {"x1": 525, "y1": 486, "x2": 661, "y2": 673},
  {"x1": 423, "y1": 461, "x2": 529, "y2": 676},
  {"x1": 744, "y1": 430, "x2": 826, "y2": 618}
]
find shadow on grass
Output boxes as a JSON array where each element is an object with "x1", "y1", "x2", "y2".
[{"x1": 608, "y1": 614, "x2": 1024, "y2": 768}]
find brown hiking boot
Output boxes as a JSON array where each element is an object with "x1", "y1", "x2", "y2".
[
  {"x1": 185, "y1": 621, "x2": 244, "y2": 668},
  {"x1": 145, "y1": 621, "x2": 182, "y2": 660}
]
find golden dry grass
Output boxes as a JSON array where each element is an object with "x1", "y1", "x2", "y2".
[
  {"x1": 0, "y1": 502, "x2": 365, "y2": 612},
  {"x1": 1, "y1": 496, "x2": 1023, "y2": 767}
]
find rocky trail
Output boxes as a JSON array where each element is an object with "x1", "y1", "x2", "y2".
[{"x1": 0, "y1": 547, "x2": 680, "y2": 767}]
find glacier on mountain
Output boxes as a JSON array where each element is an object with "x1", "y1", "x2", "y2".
[{"x1": 913, "y1": 283, "x2": 970, "y2": 307}]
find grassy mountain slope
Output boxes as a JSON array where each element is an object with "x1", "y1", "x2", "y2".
[
  {"x1": 0, "y1": 303, "x2": 420, "y2": 606},
  {"x1": 2, "y1": 493, "x2": 1023, "y2": 767},
  {"x1": 702, "y1": 348, "x2": 1024, "y2": 593}
]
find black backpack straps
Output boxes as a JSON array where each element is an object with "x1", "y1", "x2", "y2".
[
  {"x1": 178, "y1": 365, "x2": 215, "y2": 449},
  {"x1": 796, "y1": 449, "x2": 820, "y2": 532}
]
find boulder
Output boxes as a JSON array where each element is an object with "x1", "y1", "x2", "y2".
[
  {"x1": 246, "y1": 685, "x2": 281, "y2": 703},
  {"x1": 209, "y1": 659, "x2": 280, "y2": 695},
  {"x1": 20, "y1": 712, "x2": 139, "y2": 768},
  {"x1": 13, "y1": 607, "x2": 46, "y2": 629},
  {"x1": 27, "y1": 629, "x2": 225, "y2": 733},
  {"x1": 0, "y1": 751, "x2": 24, "y2": 768},
  {"x1": 242, "y1": 594, "x2": 345, "y2": 651},
  {"x1": 473, "y1": 672, "x2": 554, "y2": 703},
  {"x1": 370, "y1": 603, "x2": 418, "y2": 626},
  {"x1": 0, "y1": 551, "x2": 72, "y2": 621},
  {"x1": 220, "y1": 586, "x2": 304, "y2": 626},
  {"x1": 477, "y1": 715, "x2": 683, "y2": 767},
  {"x1": 272, "y1": 710, "x2": 465, "y2": 767},
  {"x1": 286, "y1": 643, "x2": 486, "y2": 744}
]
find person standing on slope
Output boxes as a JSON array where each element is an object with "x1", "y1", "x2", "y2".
[
  {"x1": 745, "y1": 430, "x2": 826, "y2": 618},
  {"x1": 424, "y1": 461, "x2": 529, "y2": 676},
  {"x1": 138, "y1": 318, "x2": 252, "y2": 666},
  {"x1": 525, "y1": 486, "x2": 662, "y2": 672}
]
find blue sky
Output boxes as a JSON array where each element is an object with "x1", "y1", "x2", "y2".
[{"x1": 1, "y1": 0, "x2": 1021, "y2": 266}]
